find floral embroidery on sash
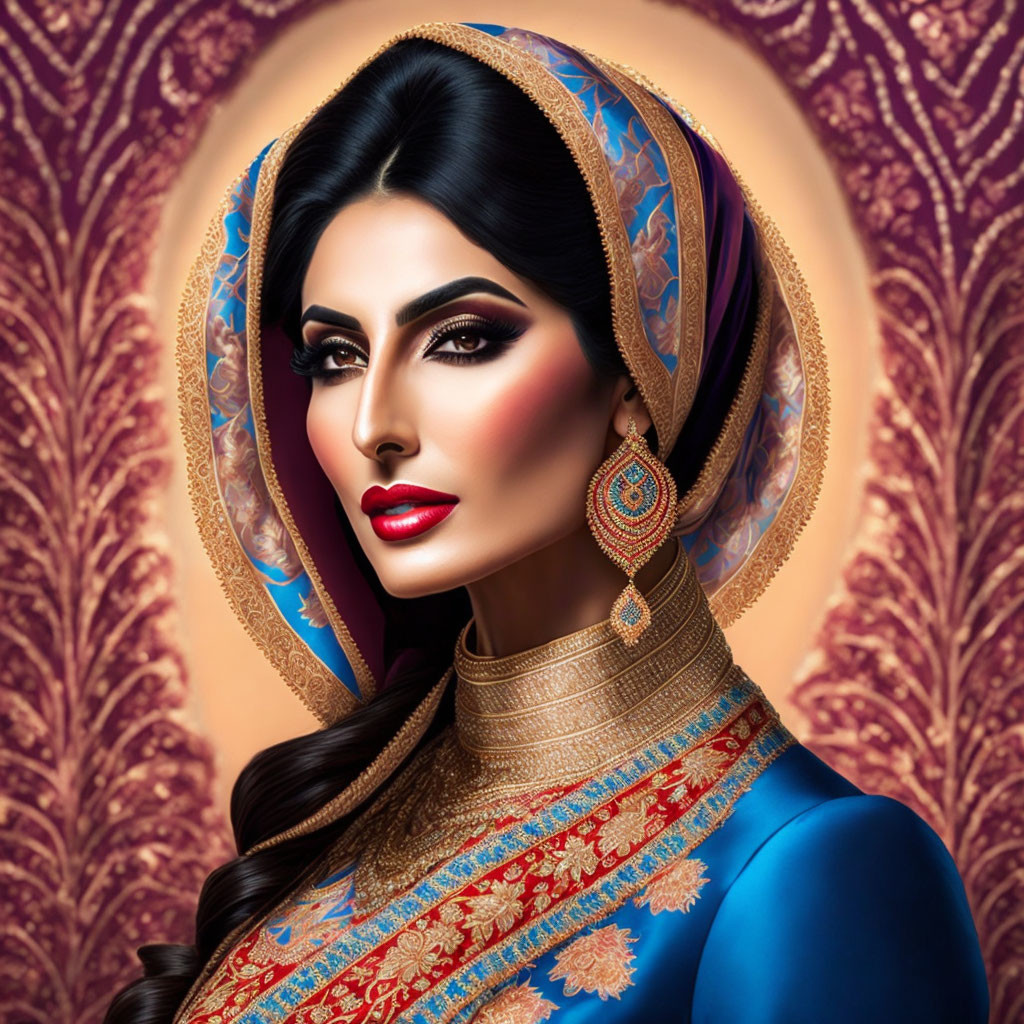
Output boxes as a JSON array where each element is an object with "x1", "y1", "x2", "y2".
[
  {"x1": 471, "y1": 982, "x2": 558, "y2": 1023},
  {"x1": 635, "y1": 856, "x2": 710, "y2": 914},
  {"x1": 548, "y1": 924, "x2": 637, "y2": 1000},
  {"x1": 182, "y1": 689, "x2": 793, "y2": 1024},
  {"x1": 674, "y1": 744, "x2": 733, "y2": 788},
  {"x1": 463, "y1": 879, "x2": 529, "y2": 950}
]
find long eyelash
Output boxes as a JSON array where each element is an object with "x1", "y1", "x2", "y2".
[
  {"x1": 290, "y1": 338, "x2": 365, "y2": 379},
  {"x1": 423, "y1": 315, "x2": 525, "y2": 365},
  {"x1": 289, "y1": 315, "x2": 526, "y2": 378}
]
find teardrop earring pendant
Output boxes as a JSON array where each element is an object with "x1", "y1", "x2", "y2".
[{"x1": 586, "y1": 418, "x2": 678, "y2": 646}]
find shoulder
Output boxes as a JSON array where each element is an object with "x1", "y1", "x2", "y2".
[
  {"x1": 725, "y1": 792, "x2": 964, "y2": 900},
  {"x1": 690, "y1": 794, "x2": 990, "y2": 1024}
]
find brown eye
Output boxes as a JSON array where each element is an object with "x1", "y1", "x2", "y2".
[
  {"x1": 422, "y1": 314, "x2": 526, "y2": 366},
  {"x1": 448, "y1": 332, "x2": 482, "y2": 352},
  {"x1": 324, "y1": 347, "x2": 365, "y2": 369},
  {"x1": 290, "y1": 338, "x2": 368, "y2": 380}
]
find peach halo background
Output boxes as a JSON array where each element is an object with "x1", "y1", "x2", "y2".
[{"x1": 0, "y1": 0, "x2": 1020, "y2": 1019}]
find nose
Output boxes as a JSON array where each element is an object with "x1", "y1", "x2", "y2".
[{"x1": 351, "y1": 358, "x2": 419, "y2": 465}]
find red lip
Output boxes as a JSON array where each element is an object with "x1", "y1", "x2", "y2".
[{"x1": 360, "y1": 484, "x2": 460, "y2": 542}]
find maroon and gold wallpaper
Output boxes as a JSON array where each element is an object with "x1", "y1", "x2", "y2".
[{"x1": 0, "y1": 0, "x2": 1021, "y2": 1020}]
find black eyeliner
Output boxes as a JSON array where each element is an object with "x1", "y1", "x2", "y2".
[
  {"x1": 290, "y1": 314, "x2": 526, "y2": 380},
  {"x1": 422, "y1": 315, "x2": 526, "y2": 365},
  {"x1": 290, "y1": 337, "x2": 367, "y2": 378}
]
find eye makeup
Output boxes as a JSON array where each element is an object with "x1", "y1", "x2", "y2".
[
  {"x1": 290, "y1": 338, "x2": 368, "y2": 380},
  {"x1": 421, "y1": 313, "x2": 526, "y2": 365},
  {"x1": 290, "y1": 311, "x2": 527, "y2": 381}
]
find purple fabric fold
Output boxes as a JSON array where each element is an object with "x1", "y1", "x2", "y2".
[{"x1": 661, "y1": 105, "x2": 761, "y2": 494}]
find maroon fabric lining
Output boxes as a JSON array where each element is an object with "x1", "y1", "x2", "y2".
[{"x1": 259, "y1": 321, "x2": 387, "y2": 684}]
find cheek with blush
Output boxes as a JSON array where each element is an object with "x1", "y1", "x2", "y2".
[
  {"x1": 305, "y1": 394, "x2": 359, "y2": 514},
  {"x1": 478, "y1": 337, "x2": 608, "y2": 471},
  {"x1": 431, "y1": 331, "x2": 611, "y2": 538}
]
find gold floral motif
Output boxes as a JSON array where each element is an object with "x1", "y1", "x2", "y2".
[
  {"x1": 635, "y1": 856, "x2": 709, "y2": 914},
  {"x1": 596, "y1": 793, "x2": 657, "y2": 858},
  {"x1": 547, "y1": 834, "x2": 599, "y2": 882},
  {"x1": 378, "y1": 928, "x2": 442, "y2": 984},
  {"x1": 464, "y1": 879, "x2": 527, "y2": 947},
  {"x1": 672, "y1": 745, "x2": 732, "y2": 791},
  {"x1": 730, "y1": 717, "x2": 751, "y2": 739},
  {"x1": 472, "y1": 983, "x2": 559, "y2": 1023},
  {"x1": 548, "y1": 924, "x2": 637, "y2": 1000}
]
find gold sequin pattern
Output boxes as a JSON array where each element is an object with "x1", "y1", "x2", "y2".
[{"x1": 335, "y1": 542, "x2": 740, "y2": 914}]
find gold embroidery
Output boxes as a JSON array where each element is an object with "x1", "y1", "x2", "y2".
[
  {"x1": 464, "y1": 879, "x2": 528, "y2": 949},
  {"x1": 548, "y1": 924, "x2": 638, "y2": 1000},
  {"x1": 337, "y1": 543, "x2": 739, "y2": 914},
  {"x1": 452, "y1": 543, "x2": 728, "y2": 782},
  {"x1": 595, "y1": 792, "x2": 658, "y2": 858},
  {"x1": 472, "y1": 983, "x2": 559, "y2": 1023},
  {"x1": 547, "y1": 834, "x2": 600, "y2": 883},
  {"x1": 179, "y1": 679, "x2": 794, "y2": 1022},
  {"x1": 378, "y1": 928, "x2": 444, "y2": 984},
  {"x1": 709, "y1": 201, "x2": 830, "y2": 628},
  {"x1": 635, "y1": 855, "x2": 709, "y2": 914},
  {"x1": 673, "y1": 746, "x2": 733, "y2": 789}
]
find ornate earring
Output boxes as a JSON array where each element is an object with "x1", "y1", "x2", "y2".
[{"x1": 586, "y1": 417, "x2": 678, "y2": 646}]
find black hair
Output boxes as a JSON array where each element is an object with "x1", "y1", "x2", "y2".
[{"x1": 106, "y1": 35, "x2": 756, "y2": 1021}]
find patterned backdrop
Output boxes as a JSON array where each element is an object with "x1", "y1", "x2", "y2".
[{"x1": 0, "y1": 0, "x2": 1020, "y2": 1020}]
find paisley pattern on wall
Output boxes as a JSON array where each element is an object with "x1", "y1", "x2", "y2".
[
  {"x1": 0, "y1": 1, "x2": 321, "y2": 1018},
  {"x1": 0, "y1": 0, "x2": 1020, "y2": 1021}
]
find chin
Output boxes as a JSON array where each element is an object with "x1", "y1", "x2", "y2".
[
  {"x1": 360, "y1": 538, "x2": 479, "y2": 599},
  {"x1": 363, "y1": 522, "x2": 582, "y2": 601},
  {"x1": 374, "y1": 569, "x2": 459, "y2": 601}
]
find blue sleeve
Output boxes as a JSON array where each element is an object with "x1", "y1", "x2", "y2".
[{"x1": 690, "y1": 794, "x2": 989, "y2": 1023}]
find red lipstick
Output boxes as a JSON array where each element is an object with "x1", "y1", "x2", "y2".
[{"x1": 360, "y1": 483, "x2": 460, "y2": 541}]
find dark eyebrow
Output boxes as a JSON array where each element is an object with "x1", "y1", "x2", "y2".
[{"x1": 299, "y1": 276, "x2": 527, "y2": 332}]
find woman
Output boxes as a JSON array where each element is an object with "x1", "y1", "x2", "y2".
[{"x1": 107, "y1": 21, "x2": 988, "y2": 1023}]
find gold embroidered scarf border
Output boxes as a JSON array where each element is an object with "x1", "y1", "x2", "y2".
[{"x1": 390, "y1": 679, "x2": 796, "y2": 1024}]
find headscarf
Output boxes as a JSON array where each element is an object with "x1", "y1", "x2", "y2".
[{"x1": 177, "y1": 21, "x2": 828, "y2": 728}]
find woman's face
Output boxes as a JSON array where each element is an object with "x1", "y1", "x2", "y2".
[{"x1": 298, "y1": 194, "x2": 621, "y2": 599}]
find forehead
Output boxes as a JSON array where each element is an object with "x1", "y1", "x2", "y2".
[{"x1": 300, "y1": 194, "x2": 535, "y2": 316}]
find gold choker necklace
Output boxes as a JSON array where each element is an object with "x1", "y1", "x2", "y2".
[
  {"x1": 452, "y1": 542, "x2": 734, "y2": 790},
  {"x1": 334, "y1": 541, "x2": 740, "y2": 913}
]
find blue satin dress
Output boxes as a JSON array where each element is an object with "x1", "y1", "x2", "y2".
[
  {"x1": 177, "y1": 561, "x2": 990, "y2": 1024},
  {"x1": 453, "y1": 741, "x2": 990, "y2": 1024}
]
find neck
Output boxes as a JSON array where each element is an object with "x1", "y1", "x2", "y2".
[
  {"x1": 464, "y1": 524, "x2": 678, "y2": 657},
  {"x1": 454, "y1": 542, "x2": 738, "y2": 791}
]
